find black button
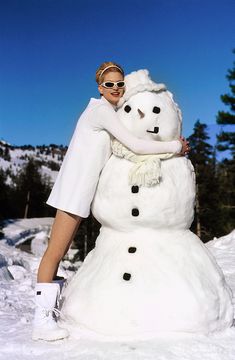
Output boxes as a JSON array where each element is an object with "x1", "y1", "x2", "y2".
[
  {"x1": 131, "y1": 186, "x2": 139, "y2": 193},
  {"x1": 128, "y1": 247, "x2": 137, "y2": 253},
  {"x1": 132, "y1": 208, "x2": 139, "y2": 216},
  {"x1": 123, "y1": 273, "x2": 131, "y2": 281}
]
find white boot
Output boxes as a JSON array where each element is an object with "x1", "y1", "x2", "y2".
[{"x1": 32, "y1": 282, "x2": 69, "y2": 341}]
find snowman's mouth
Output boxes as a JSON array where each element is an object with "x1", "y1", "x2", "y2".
[{"x1": 146, "y1": 127, "x2": 159, "y2": 134}]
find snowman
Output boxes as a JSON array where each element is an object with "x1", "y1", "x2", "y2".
[{"x1": 61, "y1": 70, "x2": 233, "y2": 338}]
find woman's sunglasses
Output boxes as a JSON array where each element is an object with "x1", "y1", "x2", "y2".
[{"x1": 101, "y1": 81, "x2": 125, "y2": 89}]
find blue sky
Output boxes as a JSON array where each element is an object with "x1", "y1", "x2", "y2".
[{"x1": 0, "y1": 0, "x2": 234, "y2": 146}]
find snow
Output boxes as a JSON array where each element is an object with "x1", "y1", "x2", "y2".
[
  {"x1": 0, "y1": 144, "x2": 63, "y2": 186},
  {"x1": 3, "y1": 218, "x2": 53, "y2": 247},
  {"x1": 66, "y1": 86, "x2": 232, "y2": 337},
  {"x1": 0, "y1": 218, "x2": 234, "y2": 359}
]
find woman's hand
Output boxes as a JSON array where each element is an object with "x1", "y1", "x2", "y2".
[{"x1": 179, "y1": 136, "x2": 190, "y2": 156}]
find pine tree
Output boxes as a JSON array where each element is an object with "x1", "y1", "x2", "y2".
[
  {"x1": 14, "y1": 158, "x2": 52, "y2": 218},
  {"x1": 188, "y1": 120, "x2": 220, "y2": 241},
  {"x1": 0, "y1": 169, "x2": 11, "y2": 220},
  {"x1": 216, "y1": 160, "x2": 235, "y2": 234},
  {"x1": 216, "y1": 49, "x2": 235, "y2": 157},
  {"x1": 73, "y1": 214, "x2": 101, "y2": 261},
  {"x1": 3, "y1": 145, "x2": 11, "y2": 161},
  {"x1": 216, "y1": 50, "x2": 235, "y2": 232}
]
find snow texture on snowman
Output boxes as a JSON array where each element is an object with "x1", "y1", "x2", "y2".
[{"x1": 61, "y1": 70, "x2": 234, "y2": 338}]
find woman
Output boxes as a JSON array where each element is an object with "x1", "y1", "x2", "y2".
[{"x1": 32, "y1": 62, "x2": 189, "y2": 341}]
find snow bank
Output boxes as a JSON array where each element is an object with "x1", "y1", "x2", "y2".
[
  {"x1": 2, "y1": 218, "x2": 53, "y2": 247},
  {"x1": 0, "y1": 221, "x2": 234, "y2": 360},
  {"x1": 207, "y1": 230, "x2": 235, "y2": 297}
]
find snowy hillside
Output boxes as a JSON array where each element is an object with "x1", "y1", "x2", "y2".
[
  {"x1": 0, "y1": 219, "x2": 234, "y2": 360},
  {"x1": 0, "y1": 140, "x2": 67, "y2": 185}
]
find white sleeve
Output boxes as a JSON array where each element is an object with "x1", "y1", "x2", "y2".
[
  {"x1": 46, "y1": 117, "x2": 111, "y2": 218},
  {"x1": 93, "y1": 105, "x2": 182, "y2": 154}
]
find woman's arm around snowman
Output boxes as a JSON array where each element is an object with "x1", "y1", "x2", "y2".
[{"x1": 93, "y1": 103, "x2": 185, "y2": 154}]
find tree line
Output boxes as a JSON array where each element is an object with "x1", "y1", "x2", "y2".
[
  {"x1": 0, "y1": 51, "x2": 234, "y2": 257},
  {"x1": 188, "y1": 50, "x2": 234, "y2": 241}
]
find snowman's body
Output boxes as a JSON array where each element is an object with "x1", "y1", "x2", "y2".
[{"x1": 61, "y1": 82, "x2": 233, "y2": 337}]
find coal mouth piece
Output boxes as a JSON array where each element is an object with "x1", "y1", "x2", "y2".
[{"x1": 146, "y1": 127, "x2": 159, "y2": 134}]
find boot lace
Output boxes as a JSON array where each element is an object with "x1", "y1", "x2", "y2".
[
  {"x1": 35, "y1": 300, "x2": 61, "y2": 320},
  {"x1": 43, "y1": 307, "x2": 61, "y2": 318},
  {"x1": 43, "y1": 307, "x2": 66, "y2": 322}
]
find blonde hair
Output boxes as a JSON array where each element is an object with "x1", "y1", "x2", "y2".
[{"x1": 96, "y1": 61, "x2": 124, "y2": 84}]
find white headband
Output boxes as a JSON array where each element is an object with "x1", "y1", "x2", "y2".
[{"x1": 99, "y1": 65, "x2": 123, "y2": 79}]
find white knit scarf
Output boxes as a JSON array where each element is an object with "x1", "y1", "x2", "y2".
[{"x1": 111, "y1": 139, "x2": 175, "y2": 187}]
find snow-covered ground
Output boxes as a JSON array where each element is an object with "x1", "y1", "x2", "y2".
[
  {"x1": 0, "y1": 141, "x2": 63, "y2": 185},
  {"x1": 0, "y1": 219, "x2": 234, "y2": 360}
]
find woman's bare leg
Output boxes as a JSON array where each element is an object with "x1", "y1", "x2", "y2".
[{"x1": 37, "y1": 209, "x2": 82, "y2": 283}]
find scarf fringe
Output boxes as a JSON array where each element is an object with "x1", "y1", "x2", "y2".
[{"x1": 111, "y1": 139, "x2": 174, "y2": 187}]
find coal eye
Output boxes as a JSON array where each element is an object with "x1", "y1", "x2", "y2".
[
  {"x1": 124, "y1": 105, "x2": 131, "y2": 113},
  {"x1": 153, "y1": 106, "x2": 160, "y2": 114}
]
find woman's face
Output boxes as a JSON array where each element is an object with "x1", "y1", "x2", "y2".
[{"x1": 98, "y1": 71, "x2": 125, "y2": 106}]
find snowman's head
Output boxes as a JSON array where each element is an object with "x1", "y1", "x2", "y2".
[{"x1": 117, "y1": 70, "x2": 182, "y2": 141}]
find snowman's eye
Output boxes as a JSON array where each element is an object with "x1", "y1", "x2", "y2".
[
  {"x1": 124, "y1": 105, "x2": 131, "y2": 113},
  {"x1": 153, "y1": 106, "x2": 161, "y2": 114}
]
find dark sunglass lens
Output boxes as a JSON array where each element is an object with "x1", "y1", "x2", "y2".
[
  {"x1": 117, "y1": 82, "x2": 125, "y2": 88},
  {"x1": 105, "y1": 82, "x2": 114, "y2": 88}
]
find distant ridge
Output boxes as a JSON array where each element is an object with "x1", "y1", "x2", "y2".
[{"x1": 0, "y1": 140, "x2": 68, "y2": 186}]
